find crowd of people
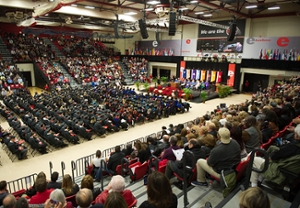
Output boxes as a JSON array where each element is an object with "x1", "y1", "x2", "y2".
[
  {"x1": 3, "y1": 32, "x2": 56, "y2": 62},
  {"x1": 123, "y1": 57, "x2": 148, "y2": 83}
]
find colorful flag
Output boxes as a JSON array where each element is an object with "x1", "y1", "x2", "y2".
[
  {"x1": 201, "y1": 70, "x2": 206, "y2": 81},
  {"x1": 196, "y1": 70, "x2": 201, "y2": 80},
  {"x1": 216, "y1": 71, "x2": 222, "y2": 83},
  {"x1": 269, "y1": 49, "x2": 273, "y2": 60},
  {"x1": 206, "y1": 70, "x2": 211, "y2": 81},
  {"x1": 186, "y1": 69, "x2": 190, "y2": 79},
  {"x1": 288, "y1": 49, "x2": 292, "y2": 61},
  {"x1": 211, "y1": 71, "x2": 216, "y2": 82}
]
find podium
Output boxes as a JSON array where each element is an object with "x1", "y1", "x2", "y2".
[{"x1": 170, "y1": 82, "x2": 179, "y2": 88}]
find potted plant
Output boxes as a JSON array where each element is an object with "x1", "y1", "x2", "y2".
[
  {"x1": 160, "y1": 76, "x2": 168, "y2": 86},
  {"x1": 200, "y1": 91, "x2": 208, "y2": 103},
  {"x1": 183, "y1": 88, "x2": 192, "y2": 101},
  {"x1": 135, "y1": 81, "x2": 140, "y2": 90},
  {"x1": 143, "y1": 82, "x2": 150, "y2": 92}
]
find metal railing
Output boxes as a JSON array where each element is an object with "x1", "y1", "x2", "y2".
[{"x1": 7, "y1": 173, "x2": 37, "y2": 193}]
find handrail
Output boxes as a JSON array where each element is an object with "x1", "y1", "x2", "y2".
[
  {"x1": 7, "y1": 173, "x2": 37, "y2": 193},
  {"x1": 61, "y1": 161, "x2": 66, "y2": 177},
  {"x1": 100, "y1": 159, "x2": 107, "y2": 191},
  {"x1": 71, "y1": 160, "x2": 76, "y2": 182},
  {"x1": 214, "y1": 148, "x2": 269, "y2": 208},
  {"x1": 121, "y1": 157, "x2": 129, "y2": 177},
  {"x1": 182, "y1": 150, "x2": 195, "y2": 208},
  {"x1": 49, "y1": 161, "x2": 53, "y2": 176},
  {"x1": 242, "y1": 148, "x2": 269, "y2": 190}
]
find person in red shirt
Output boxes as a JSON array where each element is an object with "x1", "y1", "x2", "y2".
[
  {"x1": 29, "y1": 178, "x2": 53, "y2": 205},
  {"x1": 94, "y1": 175, "x2": 136, "y2": 207}
]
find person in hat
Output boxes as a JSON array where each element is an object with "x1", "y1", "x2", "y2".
[{"x1": 191, "y1": 127, "x2": 241, "y2": 187}]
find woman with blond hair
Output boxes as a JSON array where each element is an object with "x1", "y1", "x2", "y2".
[{"x1": 61, "y1": 174, "x2": 79, "y2": 197}]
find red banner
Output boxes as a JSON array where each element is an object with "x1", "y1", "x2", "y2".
[
  {"x1": 227, "y1": 64, "x2": 236, "y2": 87},
  {"x1": 216, "y1": 71, "x2": 222, "y2": 83}
]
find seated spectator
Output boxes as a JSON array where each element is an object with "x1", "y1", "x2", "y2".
[
  {"x1": 134, "y1": 140, "x2": 151, "y2": 163},
  {"x1": 201, "y1": 134, "x2": 216, "y2": 157},
  {"x1": 152, "y1": 135, "x2": 169, "y2": 157},
  {"x1": 139, "y1": 171, "x2": 177, "y2": 208},
  {"x1": 29, "y1": 177, "x2": 53, "y2": 205},
  {"x1": 192, "y1": 128, "x2": 241, "y2": 187},
  {"x1": 61, "y1": 174, "x2": 79, "y2": 197},
  {"x1": 90, "y1": 150, "x2": 102, "y2": 180},
  {"x1": 230, "y1": 125, "x2": 247, "y2": 159},
  {"x1": 121, "y1": 144, "x2": 134, "y2": 157},
  {"x1": 242, "y1": 115, "x2": 262, "y2": 153},
  {"x1": 250, "y1": 124, "x2": 300, "y2": 187},
  {"x1": 44, "y1": 189, "x2": 73, "y2": 208},
  {"x1": 7, "y1": 136, "x2": 28, "y2": 160},
  {"x1": 95, "y1": 175, "x2": 136, "y2": 207},
  {"x1": 160, "y1": 136, "x2": 180, "y2": 161},
  {"x1": 47, "y1": 172, "x2": 62, "y2": 190},
  {"x1": 106, "y1": 145, "x2": 125, "y2": 175},
  {"x1": 104, "y1": 192, "x2": 127, "y2": 208},
  {"x1": 15, "y1": 197, "x2": 28, "y2": 208},
  {"x1": 26, "y1": 171, "x2": 47, "y2": 197},
  {"x1": 0, "y1": 180, "x2": 8, "y2": 206},
  {"x1": 2, "y1": 194, "x2": 16, "y2": 208},
  {"x1": 76, "y1": 188, "x2": 102, "y2": 208},
  {"x1": 239, "y1": 187, "x2": 270, "y2": 208},
  {"x1": 80, "y1": 175, "x2": 101, "y2": 200},
  {"x1": 165, "y1": 138, "x2": 206, "y2": 179}
]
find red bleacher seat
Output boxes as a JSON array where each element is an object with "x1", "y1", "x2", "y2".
[
  {"x1": 12, "y1": 189, "x2": 26, "y2": 198},
  {"x1": 10, "y1": 84, "x2": 15, "y2": 89},
  {"x1": 66, "y1": 194, "x2": 77, "y2": 207},
  {"x1": 128, "y1": 199, "x2": 137, "y2": 208},
  {"x1": 129, "y1": 162, "x2": 148, "y2": 181},
  {"x1": 174, "y1": 167, "x2": 197, "y2": 185}
]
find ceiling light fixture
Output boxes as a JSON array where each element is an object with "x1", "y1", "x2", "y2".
[
  {"x1": 245, "y1": 5, "x2": 257, "y2": 9},
  {"x1": 203, "y1": 13, "x2": 212, "y2": 17},
  {"x1": 145, "y1": 8, "x2": 154, "y2": 11},
  {"x1": 124, "y1": 11, "x2": 137, "y2": 15},
  {"x1": 85, "y1": 6, "x2": 95, "y2": 9},
  {"x1": 147, "y1": 0, "x2": 160, "y2": 5},
  {"x1": 179, "y1": 7, "x2": 189, "y2": 10},
  {"x1": 190, "y1": 0, "x2": 198, "y2": 3},
  {"x1": 71, "y1": 4, "x2": 77, "y2": 7},
  {"x1": 195, "y1": 11, "x2": 204, "y2": 14},
  {"x1": 268, "y1": 6, "x2": 280, "y2": 10}
]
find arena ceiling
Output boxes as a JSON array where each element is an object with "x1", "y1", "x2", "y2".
[{"x1": 0, "y1": 0, "x2": 299, "y2": 34}]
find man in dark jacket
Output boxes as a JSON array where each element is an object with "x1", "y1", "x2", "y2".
[
  {"x1": 165, "y1": 138, "x2": 206, "y2": 179},
  {"x1": 106, "y1": 145, "x2": 125, "y2": 175},
  {"x1": 47, "y1": 172, "x2": 62, "y2": 189}
]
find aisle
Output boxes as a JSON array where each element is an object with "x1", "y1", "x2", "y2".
[{"x1": 0, "y1": 94, "x2": 251, "y2": 182}]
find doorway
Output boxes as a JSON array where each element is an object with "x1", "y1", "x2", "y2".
[
  {"x1": 243, "y1": 73, "x2": 269, "y2": 93},
  {"x1": 160, "y1": 69, "x2": 171, "y2": 79},
  {"x1": 20, "y1": 71, "x2": 32, "y2": 87}
]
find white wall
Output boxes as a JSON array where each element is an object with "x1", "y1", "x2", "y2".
[
  {"x1": 117, "y1": 15, "x2": 300, "y2": 55},
  {"x1": 148, "y1": 62, "x2": 177, "y2": 77},
  {"x1": 114, "y1": 33, "x2": 141, "y2": 54},
  {"x1": 16, "y1": 63, "x2": 35, "y2": 86}
]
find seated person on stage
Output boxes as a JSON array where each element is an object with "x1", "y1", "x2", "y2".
[
  {"x1": 95, "y1": 175, "x2": 136, "y2": 207},
  {"x1": 250, "y1": 124, "x2": 300, "y2": 187}
]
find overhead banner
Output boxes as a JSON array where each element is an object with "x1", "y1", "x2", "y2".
[
  {"x1": 196, "y1": 70, "x2": 201, "y2": 80},
  {"x1": 216, "y1": 71, "x2": 222, "y2": 83},
  {"x1": 201, "y1": 70, "x2": 206, "y2": 81},
  {"x1": 242, "y1": 37, "x2": 300, "y2": 61},
  {"x1": 227, "y1": 64, "x2": 236, "y2": 87},
  {"x1": 211, "y1": 71, "x2": 216, "y2": 82}
]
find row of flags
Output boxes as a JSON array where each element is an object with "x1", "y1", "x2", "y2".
[
  {"x1": 259, "y1": 49, "x2": 300, "y2": 61},
  {"x1": 130, "y1": 48, "x2": 175, "y2": 56},
  {"x1": 180, "y1": 69, "x2": 223, "y2": 83}
]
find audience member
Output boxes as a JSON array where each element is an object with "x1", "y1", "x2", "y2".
[
  {"x1": 15, "y1": 197, "x2": 28, "y2": 208},
  {"x1": 2, "y1": 194, "x2": 16, "y2": 208},
  {"x1": 104, "y1": 192, "x2": 127, "y2": 208},
  {"x1": 95, "y1": 175, "x2": 136, "y2": 207},
  {"x1": 242, "y1": 115, "x2": 262, "y2": 153},
  {"x1": 0, "y1": 180, "x2": 8, "y2": 206},
  {"x1": 47, "y1": 172, "x2": 62, "y2": 189},
  {"x1": 239, "y1": 187, "x2": 270, "y2": 208},
  {"x1": 29, "y1": 177, "x2": 53, "y2": 205},
  {"x1": 61, "y1": 174, "x2": 79, "y2": 197},
  {"x1": 134, "y1": 141, "x2": 151, "y2": 163},
  {"x1": 80, "y1": 175, "x2": 101, "y2": 200},
  {"x1": 192, "y1": 128, "x2": 241, "y2": 187},
  {"x1": 139, "y1": 171, "x2": 177, "y2": 208}
]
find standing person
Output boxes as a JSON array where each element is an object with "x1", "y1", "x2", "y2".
[
  {"x1": 139, "y1": 171, "x2": 177, "y2": 208},
  {"x1": 244, "y1": 80, "x2": 249, "y2": 92}
]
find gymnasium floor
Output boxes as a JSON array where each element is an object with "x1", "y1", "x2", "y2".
[{"x1": 0, "y1": 87, "x2": 251, "y2": 182}]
